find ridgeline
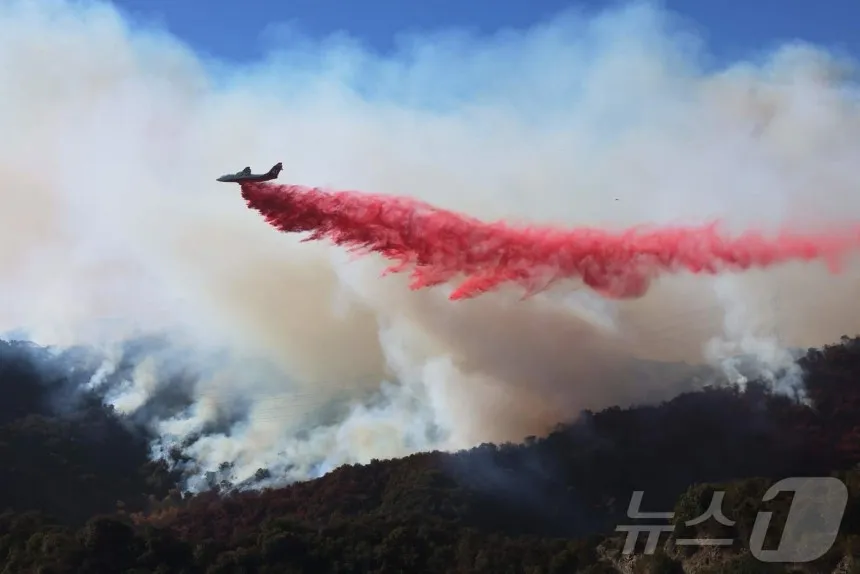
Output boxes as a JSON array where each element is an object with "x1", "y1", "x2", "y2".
[{"x1": 0, "y1": 337, "x2": 859, "y2": 573}]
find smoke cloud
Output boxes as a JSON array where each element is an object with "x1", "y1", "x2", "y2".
[{"x1": 1, "y1": 0, "x2": 859, "y2": 489}]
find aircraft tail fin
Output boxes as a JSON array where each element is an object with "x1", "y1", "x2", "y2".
[{"x1": 268, "y1": 162, "x2": 283, "y2": 178}]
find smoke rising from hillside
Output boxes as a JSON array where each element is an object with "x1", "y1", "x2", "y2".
[{"x1": 1, "y1": 0, "x2": 859, "y2": 488}]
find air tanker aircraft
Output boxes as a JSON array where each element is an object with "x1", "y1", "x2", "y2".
[{"x1": 216, "y1": 162, "x2": 283, "y2": 183}]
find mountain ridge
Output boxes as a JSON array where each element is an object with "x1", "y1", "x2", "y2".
[{"x1": 0, "y1": 335, "x2": 859, "y2": 572}]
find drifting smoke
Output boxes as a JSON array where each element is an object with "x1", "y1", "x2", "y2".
[
  {"x1": 1, "y1": 0, "x2": 860, "y2": 489},
  {"x1": 240, "y1": 181, "x2": 860, "y2": 300}
]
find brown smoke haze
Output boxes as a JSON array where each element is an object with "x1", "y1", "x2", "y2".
[{"x1": 1, "y1": 0, "x2": 859, "y2": 488}]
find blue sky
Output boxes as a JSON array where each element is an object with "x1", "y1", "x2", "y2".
[{"x1": 113, "y1": 0, "x2": 858, "y2": 65}]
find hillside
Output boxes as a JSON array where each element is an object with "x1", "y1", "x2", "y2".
[{"x1": 0, "y1": 337, "x2": 859, "y2": 572}]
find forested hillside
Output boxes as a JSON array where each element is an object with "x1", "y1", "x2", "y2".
[{"x1": 0, "y1": 337, "x2": 859, "y2": 573}]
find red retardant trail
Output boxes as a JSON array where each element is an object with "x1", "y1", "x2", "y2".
[{"x1": 239, "y1": 182, "x2": 860, "y2": 300}]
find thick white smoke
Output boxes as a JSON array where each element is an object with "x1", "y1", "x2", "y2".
[{"x1": 1, "y1": 0, "x2": 859, "y2": 489}]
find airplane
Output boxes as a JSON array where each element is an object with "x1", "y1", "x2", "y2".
[{"x1": 216, "y1": 162, "x2": 283, "y2": 183}]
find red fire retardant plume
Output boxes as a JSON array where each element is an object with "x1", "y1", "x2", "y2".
[{"x1": 239, "y1": 182, "x2": 860, "y2": 300}]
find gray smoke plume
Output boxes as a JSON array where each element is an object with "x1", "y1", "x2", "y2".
[{"x1": 1, "y1": 0, "x2": 859, "y2": 489}]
